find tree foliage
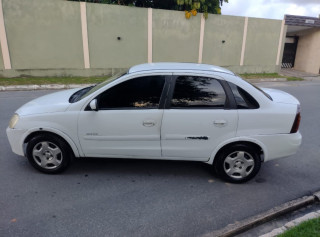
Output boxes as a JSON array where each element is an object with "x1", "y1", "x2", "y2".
[{"x1": 70, "y1": 0, "x2": 228, "y2": 17}]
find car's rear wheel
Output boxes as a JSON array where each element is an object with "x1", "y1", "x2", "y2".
[
  {"x1": 26, "y1": 134, "x2": 73, "y2": 174},
  {"x1": 214, "y1": 144, "x2": 261, "y2": 183}
]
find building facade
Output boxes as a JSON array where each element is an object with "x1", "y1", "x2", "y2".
[{"x1": 282, "y1": 14, "x2": 320, "y2": 75}]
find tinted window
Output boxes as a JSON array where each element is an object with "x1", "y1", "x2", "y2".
[
  {"x1": 171, "y1": 76, "x2": 226, "y2": 108},
  {"x1": 237, "y1": 75, "x2": 273, "y2": 101},
  {"x1": 98, "y1": 76, "x2": 165, "y2": 109},
  {"x1": 228, "y1": 82, "x2": 259, "y2": 109}
]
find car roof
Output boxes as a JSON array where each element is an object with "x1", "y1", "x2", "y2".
[{"x1": 128, "y1": 63, "x2": 235, "y2": 75}]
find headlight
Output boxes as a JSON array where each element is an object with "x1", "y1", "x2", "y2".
[{"x1": 9, "y1": 114, "x2": 19, "y2": 129}]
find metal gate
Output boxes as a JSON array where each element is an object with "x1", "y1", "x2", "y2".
[{"x1": 282, "y1": 37, "x2": 298, "y2": 68}]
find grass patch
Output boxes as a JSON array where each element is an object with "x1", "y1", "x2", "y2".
[
  {"x1": 240, "y1": 73, "x2": 285, "y2": 79},
  {"x1": 286, "y1": 77, "x2": 304, "y2": 81},
  {"x1": 0, "y1": 76, "x2": 109, "y2": 86},
  {"x1": 278, "y1": 217, "x2": 320, "y2": 237},
  {"x1": 0, "y1": 73, "x2": 304, "y2": 86},
  {"x1": 240, "y1": 73, "x2": 304, "y2": 81}
]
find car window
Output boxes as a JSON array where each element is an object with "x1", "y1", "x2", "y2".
[
  {"x1": 228, "y1": 82, "x2": 259, "y2": 109},
  {"x1": 251, "y1": 83, "x2": 273, "y2": 101},
  {"x1": 236, "y1": 75, "x2": 273, "y2": 101},
  {"x1": 97, "y1": 75, "x2": 165, "y2": 109},
  {"x1": 171, "y1": 76, "x2": 226, "y2": 108}
]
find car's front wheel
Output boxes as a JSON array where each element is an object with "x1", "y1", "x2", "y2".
[
  {"x1": 26, "y1": 134, "x2": 73, "y2": 174},
  {"x1": 214, "y1": 144, "x2": 261, "y2": 183}
]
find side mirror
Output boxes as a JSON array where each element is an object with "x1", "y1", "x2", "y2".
[{"x1": 89, "y1": 99, "x2": 98, "y2": 111}]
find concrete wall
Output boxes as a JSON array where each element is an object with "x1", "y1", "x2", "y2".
[
  {"x1": 202, "y1": 15, "x2": 244, "y2": 67},
  {"x1": 244, "y1": 18, "x2": 281, "y2": 66},
  {"x1": 2, "y1": 0, "x2": 84, "y2": 69},
  {"x1": 87, "y1": 4, "x2": 148, "y2": 68},
  {"x1": 294, "y1": 29, "x2": 320, "y2": 74},
  {"x1": 152, "y1": 9, "x2": 200, "y2": 62},
  {"x1": 0, "y1": 0, "x2": 285, "y2": 77},
  {"x1": 0, "y1": 42, "x2": 4, "y2": 70}
]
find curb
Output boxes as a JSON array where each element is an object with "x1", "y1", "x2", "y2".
[
  {"x1": 245, "y1": 78, "x2": 287, "y2": 83},
  {"x1": 201, "y1": 191, "x2": 320, "y2": 237},
  {"x1": 0, "y1": 79, "x2": 291, "y2": 91},
  {"x1": 0, "y1": 84, "x2": 92, "y2": 91},
  {"x1": 260, "y1": 210, "x2": 320, "y2": 237}
]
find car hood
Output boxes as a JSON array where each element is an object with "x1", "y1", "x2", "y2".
[
  {"x1": 262, "y1": 88, "x2": 300, "y2": 105},
  {"x1": 16, "y1": 88, "x2": 80, "y2": 116}
]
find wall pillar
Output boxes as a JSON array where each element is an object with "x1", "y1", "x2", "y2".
[
  {"x1": 276, "y1": 19, "x2": 285, "y2": 66},
  {"x1": 0, "y1": 0, "x2": 11, "y2": 69},
  {"x1": 198, "y1": 14, "x2": 205, "y2": 64},
  {"x1": 148, "y1": 8, "x2": 153, "y2": 63},
  {"x1": 240, "y1": 17, "x2": 248, "y2": 66},
  {"x1": 80, "y1": 2, "x2": 90, "y2": 69}
]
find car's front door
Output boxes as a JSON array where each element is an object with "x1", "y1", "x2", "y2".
[
  {"x1": 161, "y1": 75, "x2": 238, "y2": 161},
  {"x1": 78, "y1": 75, "x2": 167, "y2": 158}
]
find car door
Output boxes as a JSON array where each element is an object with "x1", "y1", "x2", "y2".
[
  {"x1": 78, "y1": 75, "x2": 168, "y2": 158},
  {"x1": 161, "y1": 74, "x2": 238, "y2": 161}
]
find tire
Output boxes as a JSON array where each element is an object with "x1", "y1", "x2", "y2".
[
  {"x1": 26, "y1": 134, "x2": 73, "y2": 174},
  {"x1": 214, "y1": 144, "x2": 261, "y2": 183}
]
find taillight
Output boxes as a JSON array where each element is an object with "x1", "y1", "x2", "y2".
[{"x1": 290, "y1": 105, "x2": 301, "y2": 133}]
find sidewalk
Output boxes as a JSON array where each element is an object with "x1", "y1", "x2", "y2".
[
  {"x1": 280, "y1": 68, "x2": 320, "y2": 81},
  {"x1": 0, "y1": 78, "x2": 289, "y2": 91},
  {"x1": 202, "y1": 191, "x2": 320, "y2": 237},
  {"x1": 239, "y1": 202, "x2": 320, "y2": 237},
  {"x1": 0, "y1": 83, "x2": 93, "y2": 91},
  {"x1": 2, "y1": 68, "x2": 320, "y2": 91}
]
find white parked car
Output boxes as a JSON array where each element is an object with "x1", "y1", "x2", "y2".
[{"x1": 6, "y1": 63, "x2": 302, "y2": 183}]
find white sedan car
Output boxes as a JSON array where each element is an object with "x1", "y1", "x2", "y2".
[{"x1": 6, "y1": 63, "x2": 302, "y2": 183}]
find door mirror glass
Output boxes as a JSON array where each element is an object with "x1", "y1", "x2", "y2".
[{"x1": 89, "y1": 99, "x2": 98, "y2": 111}]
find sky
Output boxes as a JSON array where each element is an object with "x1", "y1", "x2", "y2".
[{"x1": 222, "y1": 0, "x2": 320, "y2": 19}]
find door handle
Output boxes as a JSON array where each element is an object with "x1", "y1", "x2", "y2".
[
  {"x1": 214, "y1": 120, "x2": 227, "y2": 127},
  {"x1": 143, "y1": 120, "x2": 156, "y2": 127}
]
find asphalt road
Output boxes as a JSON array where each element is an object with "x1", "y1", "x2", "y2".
[{"x1": 1, "y1": 81, "x2": 320, "y2": 237}]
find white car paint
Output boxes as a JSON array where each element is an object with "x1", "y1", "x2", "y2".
[
  {"x1": 78, "y1": 109, "x2": 164, "y2": 157},
  {"x1": 16, "y1": 88, "x2": 78, "y2": 116},
  {"x1": 6, "y1": 63, "x2": 302, "y2": 173}
]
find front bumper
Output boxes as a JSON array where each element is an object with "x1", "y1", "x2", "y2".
[{"x1": 6, "y1": 127, "x2": 27, "y2": 156}]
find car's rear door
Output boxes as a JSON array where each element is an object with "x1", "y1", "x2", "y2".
[{"x1": 161, "y1": 74, "x2": 238, "y2": 161}]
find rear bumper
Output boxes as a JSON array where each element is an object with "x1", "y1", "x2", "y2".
[
  {"x1": 6, "y1": 127, "x2": 27, "y2": 156},
  {"x1": 252, "y1": 132, "x2": 302, "y2": 161}
]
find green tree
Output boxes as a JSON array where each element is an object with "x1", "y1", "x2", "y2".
[{"x1": 70, "y1": 0, "x2": 228, "y2": 17}]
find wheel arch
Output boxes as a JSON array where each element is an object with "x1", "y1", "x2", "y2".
[
  {"x1": 23, "y1": 128, "x2": 81, "y2": 157},
  {"x1": 207, "y1": 138, "x2": 267, "y2": 165}
]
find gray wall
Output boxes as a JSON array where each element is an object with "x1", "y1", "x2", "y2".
[
  {"x1": 3, "y1": 0, "x2": 84, "y2": 70},
  {"x1": 244, "y1": 18, "x2": 282, "y2": 67},
  {"x1": 152, "y1": 9, "x2": 200, "y2": 63},
  {"x1": 87, "y1": 4, "x2": 148, "y2": 68},
  {"x1": 0, "y1": 0, "x2": 285, "y2": 77},
  {"x1": 202, "y1": 15, "x2": 245, "y2": 66}
]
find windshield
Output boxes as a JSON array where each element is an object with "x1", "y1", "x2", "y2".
[{"x1": 76, "y1": 71, "x2": 127, "y2": 101}]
